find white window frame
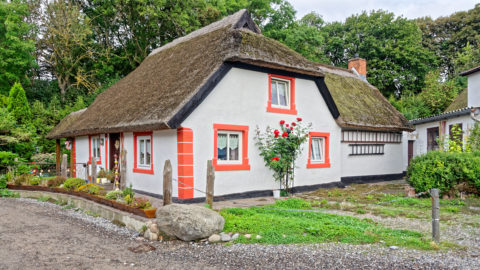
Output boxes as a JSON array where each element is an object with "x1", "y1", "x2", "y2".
[
  {"x1": 310, "y1": 137, "x2": 325, "y2": 163},
  {"x1": 136, "y1": 135, "x2": 152, "y2": 169},
  {"x1": 270, "y1": 77, "x2": 290, "y2": 109},
  {"x1": 217, "y1": 130, "x2": 242, "y2": 165},
  {"x1": 91, "y1": 136, "x2": 101, "y2": 159}
]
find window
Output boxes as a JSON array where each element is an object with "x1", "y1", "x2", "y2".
[
  {"x1": 267, "y1": 74, "x2": 297, "y2": 115},
  {"x1": 89, "y1": 135, "x2": 101, "y2": 164},
  {"x1": 133, "y1": 132, "x2": 153, "y2": 174},
  {"x1": 213, "y1": 124, "x2": 250, "y2": 171},
  {"x1": 427, "y1": 127, "x2": 439, "y2": 152},
  {"x1": 307, "y1": 132, "x2": 330, "y2": 168},
  {"x1": 341, "y1": 130, "x2": 402, "y2": 143},
  {"x1": 349, "y1": 144, "x2": 384, "y2": 155}
]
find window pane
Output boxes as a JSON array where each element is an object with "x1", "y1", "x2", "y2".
[
  {"x1": 271, "y1": 81, "x2": 278, "y2": 105},
  {"x1": 139, "y1": 139, "x2": 145, "y2": 165},
  {"x1": 311, "y1": 138, "x2": 323, "y2": 161},
  {"x1": 146, "y1": 139, "x2": 151, "y2": 165},
  {"x1": 278, "y1": 82, "x2": 287, "y2": 106},
  {"x1": 217, "y1": 134, "x2": 227, "y2": 160},
  {"x1": 229, "y1": 134, "x2": 239, "y2": 161}
]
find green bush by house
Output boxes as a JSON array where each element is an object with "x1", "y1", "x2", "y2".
[
  {"x1": 407, "y1": 151, "x2": 480, "y2": 195},
  {"x1": 63, "y1": 178, "x2": 86, "y2": 190}
]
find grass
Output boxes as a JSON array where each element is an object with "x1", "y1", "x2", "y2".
[
  {"x1": 0, "y1": 189, "x2": 19, "y2": 198},
  {"x1": 220, "y1": 198, "x2": 441, "y2": 250}
]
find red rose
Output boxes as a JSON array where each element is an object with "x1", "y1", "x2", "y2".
[
  {"x1": 274, "y1": 133, "x2": 279, "y2": 138},
  {"x1": 290, "y1": 127, "x2": 293, "y2": 130},
  {"x1": 296, "y1": 117, "x2": 302, "y2": 121},
  {"x1": 280, "y1": 120, "x2": 285, "y2": 125},
  {"x1": 282, "y1": 132, "x2": 289, "y2": 137},
  {"x1": 291, "y1": 122, "x2": 296, "y2": 126},
  {"x1": 271, "y1": 157, "x2": 279, "y2": 161},
  {"x1": 286, "y1": 124, "x2": 289, "y2": 127}
]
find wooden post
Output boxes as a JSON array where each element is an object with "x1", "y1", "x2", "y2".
[
  {"x1": 55, "y1": 139, "x2": 61, "y2": 176},
  {"x1": 120, "y1": 149, "x2": 127, "y2": 189},
  {"x1": 163, "y1": 160, "x2": 172, "y2": 206},
  {"x1": 206, "y1": 160, "x2": 215, "y2": 208},
  {"x1": 61, "y1": 154, "x2": 68, "y2": 178},
  {"x1": 91, "y1": 157, "x2": 97, "y2": 184},
  {"x1": 431, "y1": 188, "x2": 440, "y2": 243}
]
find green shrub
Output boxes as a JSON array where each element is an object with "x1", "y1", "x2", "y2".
[
  {"x1": 14, "y1": 174, "x2": 31, "y2": 186},
  {"x1": 63, "y1": 178, "x2": 86, "y2": 190},
  {"x1": 0, "y1": 189, "x2": 19, "y2": 198},
  {"x1": 124, "y1": 194, "x2": 133, "y2": 205},
  {"x1": 0, "y1": 175, "x2": 6, "y2": 189},
  {"x1": 98, "y1": 169, "x2": 107, "y2": 178},
  {"x1": 47, "y1": 176, "x2": 66, "y2": 187},
  {"x1": 131, "y1": 197, "x2": 152, "y2": 209},
  {"x1": 16, "y1": 164, "x2": 32, "y2": 175},
  {"x1": 407, "y1": 151, "x2": 480, "y2": 195},
  {"x1": 105, "y1": 190, "x2": 123, "y2": 200},
  {"x1": 29, "y1": 177, "x2": 41, "y2": 186},
  {"x1": 78, "y1": 184, "x2": 103, "y2": 195},
  {"x1": 122, "y1": 184, "x2": 135, "y2": 198}
]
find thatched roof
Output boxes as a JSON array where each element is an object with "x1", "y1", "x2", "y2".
[
  {"x1": 47, "y1": 108, "x2": 86, "y2": 139},
  {"x1": 445, "y1": 88, "x2": 468, "y2": 113},
  {"x1": 47, "y1": 9, "x2": 411, "y2": 139}
]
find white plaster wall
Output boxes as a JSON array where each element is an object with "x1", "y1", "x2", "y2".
[
  {"x1": 340, "y1": 142, "x2": 405, "y2": 177},
  {"x1": 468, "y1": 72, "x2": 480, "y2": 108},
  {"x1": 181, "y1": 68, "x2": 342, "y2": 197},
  {"x1": 123, "y1": 130, "x2": 179, "y2": 197}
]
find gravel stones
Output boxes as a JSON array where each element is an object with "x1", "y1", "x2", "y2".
[
  {"x1": 208, "y1": 234, "x2": 221, "y2": 243},
  {"x1": 220, "y1": 232, "x2": 231, "y2": 242}
]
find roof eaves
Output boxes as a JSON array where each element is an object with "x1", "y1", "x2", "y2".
[
  {"x1": 409, "y1": 107, "x2": 471, "y2": 125},
  {"x1": 460, "y1": 65, "x2": 480, "y2": 76}
]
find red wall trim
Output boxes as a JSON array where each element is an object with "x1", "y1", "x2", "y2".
[
  {"x1": 133, "y1": 131, "x2": 154, "y2": 174},
  {"x1": 177, "y1": 128, "x2": 194, "y2": 199},
  {"x1": 212, "y1": 124, "x2": 250, "y2": 171},
  {"x1": 72, "y1": 138, "x2": 76, "y2": 177},
  {"x1": 267, "y1": 74, "x2": 297, "y2": 115},
  {"x1": 307, "y1": 132, "x2": 331, "y2": 169},
  {"x1": 88, "y1": 135, "x2": 102, "y2": 165},
  {"x1": 105, "y1": 135, "x2": 108, "y2": 170}
]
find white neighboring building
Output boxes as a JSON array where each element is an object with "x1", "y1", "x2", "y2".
[
  {"x1": 407, "y1": 66, "x2": 480, "y2": 163},
  {"x1": 48, "y1": 10, "x2": 412, "y2": 201}
]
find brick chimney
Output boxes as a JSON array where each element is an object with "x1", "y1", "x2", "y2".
[{"x1": 348, "y1": 57, "x2": 367, "y2": 80}]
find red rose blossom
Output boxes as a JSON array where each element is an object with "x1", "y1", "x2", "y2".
[
  {"x1": 296, "y1": 117, "x2": 302, "y2": 122},
  {"x1": 271, "y1": 157, "x2": 279, "y2": 161},
  {"x1": 280, "y1": 120, "x2": 285, "y2": 125},
  {"x1": 290, "y1": 127, "x2": 293, "y2": 130},
  {"x1": 282, "y1": 132, "x2": 289, "y2": 137},
  {"x1": 274, "y1": 133, "x2": 279, "y2": 138},
  {"x1": 291, "y1": 122, "x2": 296, "y2": 126},
  {"x1": 286, "y1": 124, "x2": 289, "y2": 127}
]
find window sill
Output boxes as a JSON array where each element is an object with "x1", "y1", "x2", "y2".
[
  {"x1": 133, "y1": 167, "x2": 154, "y2": 174},
  {"x1": 213, "y1": 158, "x2": 250, "y2": 171},
  {"x1": 306, "y1": 162, "x2": 330, "y2": 169},
  {"x1": 266, "y1": 106, "x2": 297, "y2": 115}
]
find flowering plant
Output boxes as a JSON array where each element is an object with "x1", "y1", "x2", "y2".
[{"x1": 255, "y1": 118, "x2": 310, "y2": 194}]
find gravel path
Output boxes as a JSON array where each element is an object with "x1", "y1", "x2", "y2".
[{"x1": 1, "y1": 198, "x2": 479, "y2": 270}]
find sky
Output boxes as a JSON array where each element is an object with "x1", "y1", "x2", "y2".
[{"x1": 288, "y1": 0, "x2": 479, "y2": 22}]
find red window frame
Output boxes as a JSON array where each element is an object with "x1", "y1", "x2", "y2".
[
  {"x1": 267, "y1": 74, "x2": 297, "y2": 115},
  {"x1": 88, "y1": 135, "x2": 102, "y2": 165},
  {"x1": 307, "y1": 132, "x2": 331, "y2": 168},
  {"x1": 133, "y1": 131, "x2": 154, "y2": 174},
  {"x1": 213, "y1": 124, "x2": 250, "y2": 171}
]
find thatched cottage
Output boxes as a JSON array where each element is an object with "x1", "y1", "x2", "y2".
[{"x1": 47, "y1": 10, "x2": 412, "y2": 201}]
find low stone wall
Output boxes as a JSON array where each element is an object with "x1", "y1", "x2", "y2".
[{"x1": 16, "y1": 190, "x2": 147, "y2": 232}]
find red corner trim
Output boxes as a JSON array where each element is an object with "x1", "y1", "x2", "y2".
[
  {"x1": 88, "y1": 135, "x2": 102, "y2": 165},
  {"x1": 177, "y1": 128, "x2": 194, "y2": 199},
  {"x1": 133, "y1": 131, "x2": 154, "y2": 174},
  {"x1": 72, "y1": 138, "x2": 76, "y2": 177},
  {"x1": 267, "y1": 74, "x2": 297, "y2": 115},
  {"x1": 212, "y1": 124, "x2": 250, "y2": 171},
  {"x1": 307, "y1": 132, "x2": 331, "y2": 169}
]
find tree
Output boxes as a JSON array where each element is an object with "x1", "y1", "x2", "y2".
[
  {"x1": 418, "y1": 71, "x2": 461, "y2": 115},
  {"x1": 7, "y1": 83, "x2": 31, "y2": 125},
  {"x1": 455, "y1": 42, "x2": 480, "y2": 73},
  {"x1": 0, "y1": 0, "x2": 36, "y2": 95}
]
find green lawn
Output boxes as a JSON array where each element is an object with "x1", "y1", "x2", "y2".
[{"x1": 220, "y1": 198, "x2": 443, "y2": 250}]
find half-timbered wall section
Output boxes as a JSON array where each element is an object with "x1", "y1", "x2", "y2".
[{"x1": 342, "y1": 130, "x2": 402, "y2": 143}]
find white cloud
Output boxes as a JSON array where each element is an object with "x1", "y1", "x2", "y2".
[{"x1": 289, "y1": 0, "x2": 479, "y2": 22}]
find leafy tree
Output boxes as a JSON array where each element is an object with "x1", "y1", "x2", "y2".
[
  {"x1": 455, "y1": 42, "x2": 480, "y2": 73},
  {"x1": 418, "y1": 71, "x2": 461, "y2": 115},
  {"x1": 0, "y1": 0, "x2": 36, "y2": 95},
  {"x1": 389, "y1": 94, "x2": 432, "y2": 120},
  {"x1": 7, "y1": 83, "x2": 31, "y2": 125}
]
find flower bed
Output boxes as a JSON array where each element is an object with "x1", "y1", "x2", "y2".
[{"x1": 7, "y1": 184, "x2": 156, "y2": 218}]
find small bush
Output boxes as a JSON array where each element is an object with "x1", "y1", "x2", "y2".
[
  {"x1": 64, "y1": 178, "x2": 86, "y2": 190},
  {"x1": 16, "y1": 164, "x2": 32, "y2": 175},
  {"x1": 98, "y1": 169, "x2": 107, "y2": 178},
  {"x1": 0, "y1": 175, "x2": 7, "y2": 189},
  {"x1": 122, "y1": 184, "x2": 135, "y2": 198},
  {"x1": 124, "y1": 194, "x2": 133, "y2": 205},
  {"x1": 407, "y1": 151, "x2": 480, "y2": 195},
  {"x1": 105, "y1": 190, "x2": 123, "y2": 200},
  {"x1": 131, "y1": 197, "x2": 152, "y2": 209},
  {"x1": 14, "y1": 174, "x2": 31, "y2": 186},
  {"x1": 78, "y1": 184, "x2": 103, "y2": 195},
  {"x1": 29, "y1": 177, "x2": 41, "y2": 186},
  {"x1": 106, "y1": 170, "x2": 115, "y2": 181},
  {"x1": 47, "y1": 176, "x2": 66, "y2": 187},
  {"x1": 0, "y1": 189, "x2": 19, "y2": 198}
]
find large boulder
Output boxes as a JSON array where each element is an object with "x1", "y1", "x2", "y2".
[{"x1": 156, "y1": 204, "x2": 225, "y2": 241}]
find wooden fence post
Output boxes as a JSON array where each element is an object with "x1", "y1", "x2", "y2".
[
  {"x1": 431, "y1": 188, "x2": 440, "y2": 243},
  {"x1": 120, "y1": 149, "x2": 127, "y2": 189},
  {"x1": 56, "y1": 139, "x2": 61, "y2": 176},
  {"x1": 206, "y1": 160, "x2": 215, "y2": 208},
  {"x1": 91, "y1": 157, "x2": 97, "y2": 183},
  {"x1": 163, "y1": 160, "x2": 172, "y2": 205},
  {"x1": 61, "y1": 154, "x2": 68, "y2": 178}
]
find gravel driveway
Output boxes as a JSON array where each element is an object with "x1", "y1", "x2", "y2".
[{"x1": 0, "y1": 198, "x2": 479, "y2": 270}]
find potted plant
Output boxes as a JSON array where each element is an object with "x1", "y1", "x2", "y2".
[
  {"x1": 98, "y1": 169, "x2": 109, "y2": 184},
  {"x1": 132, "y1": 196, "x2": 156, "y2": 218}
]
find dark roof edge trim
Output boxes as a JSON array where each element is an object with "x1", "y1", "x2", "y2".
[
  {"x1": 229, "y1": 61, "x2": 340, "y2": 119},
  {"x1": 460, "y1": 66, "x2": 480, "y2": 76},
  {"x1": 409, "y1": 108, "x2": 471, "y2": 125},
  {"x1": 233, "y1": 10, "x2": 261, "y2": 34},
  {"x1": 168, "y1": 64, "x2": 233, "y2": 129}
]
